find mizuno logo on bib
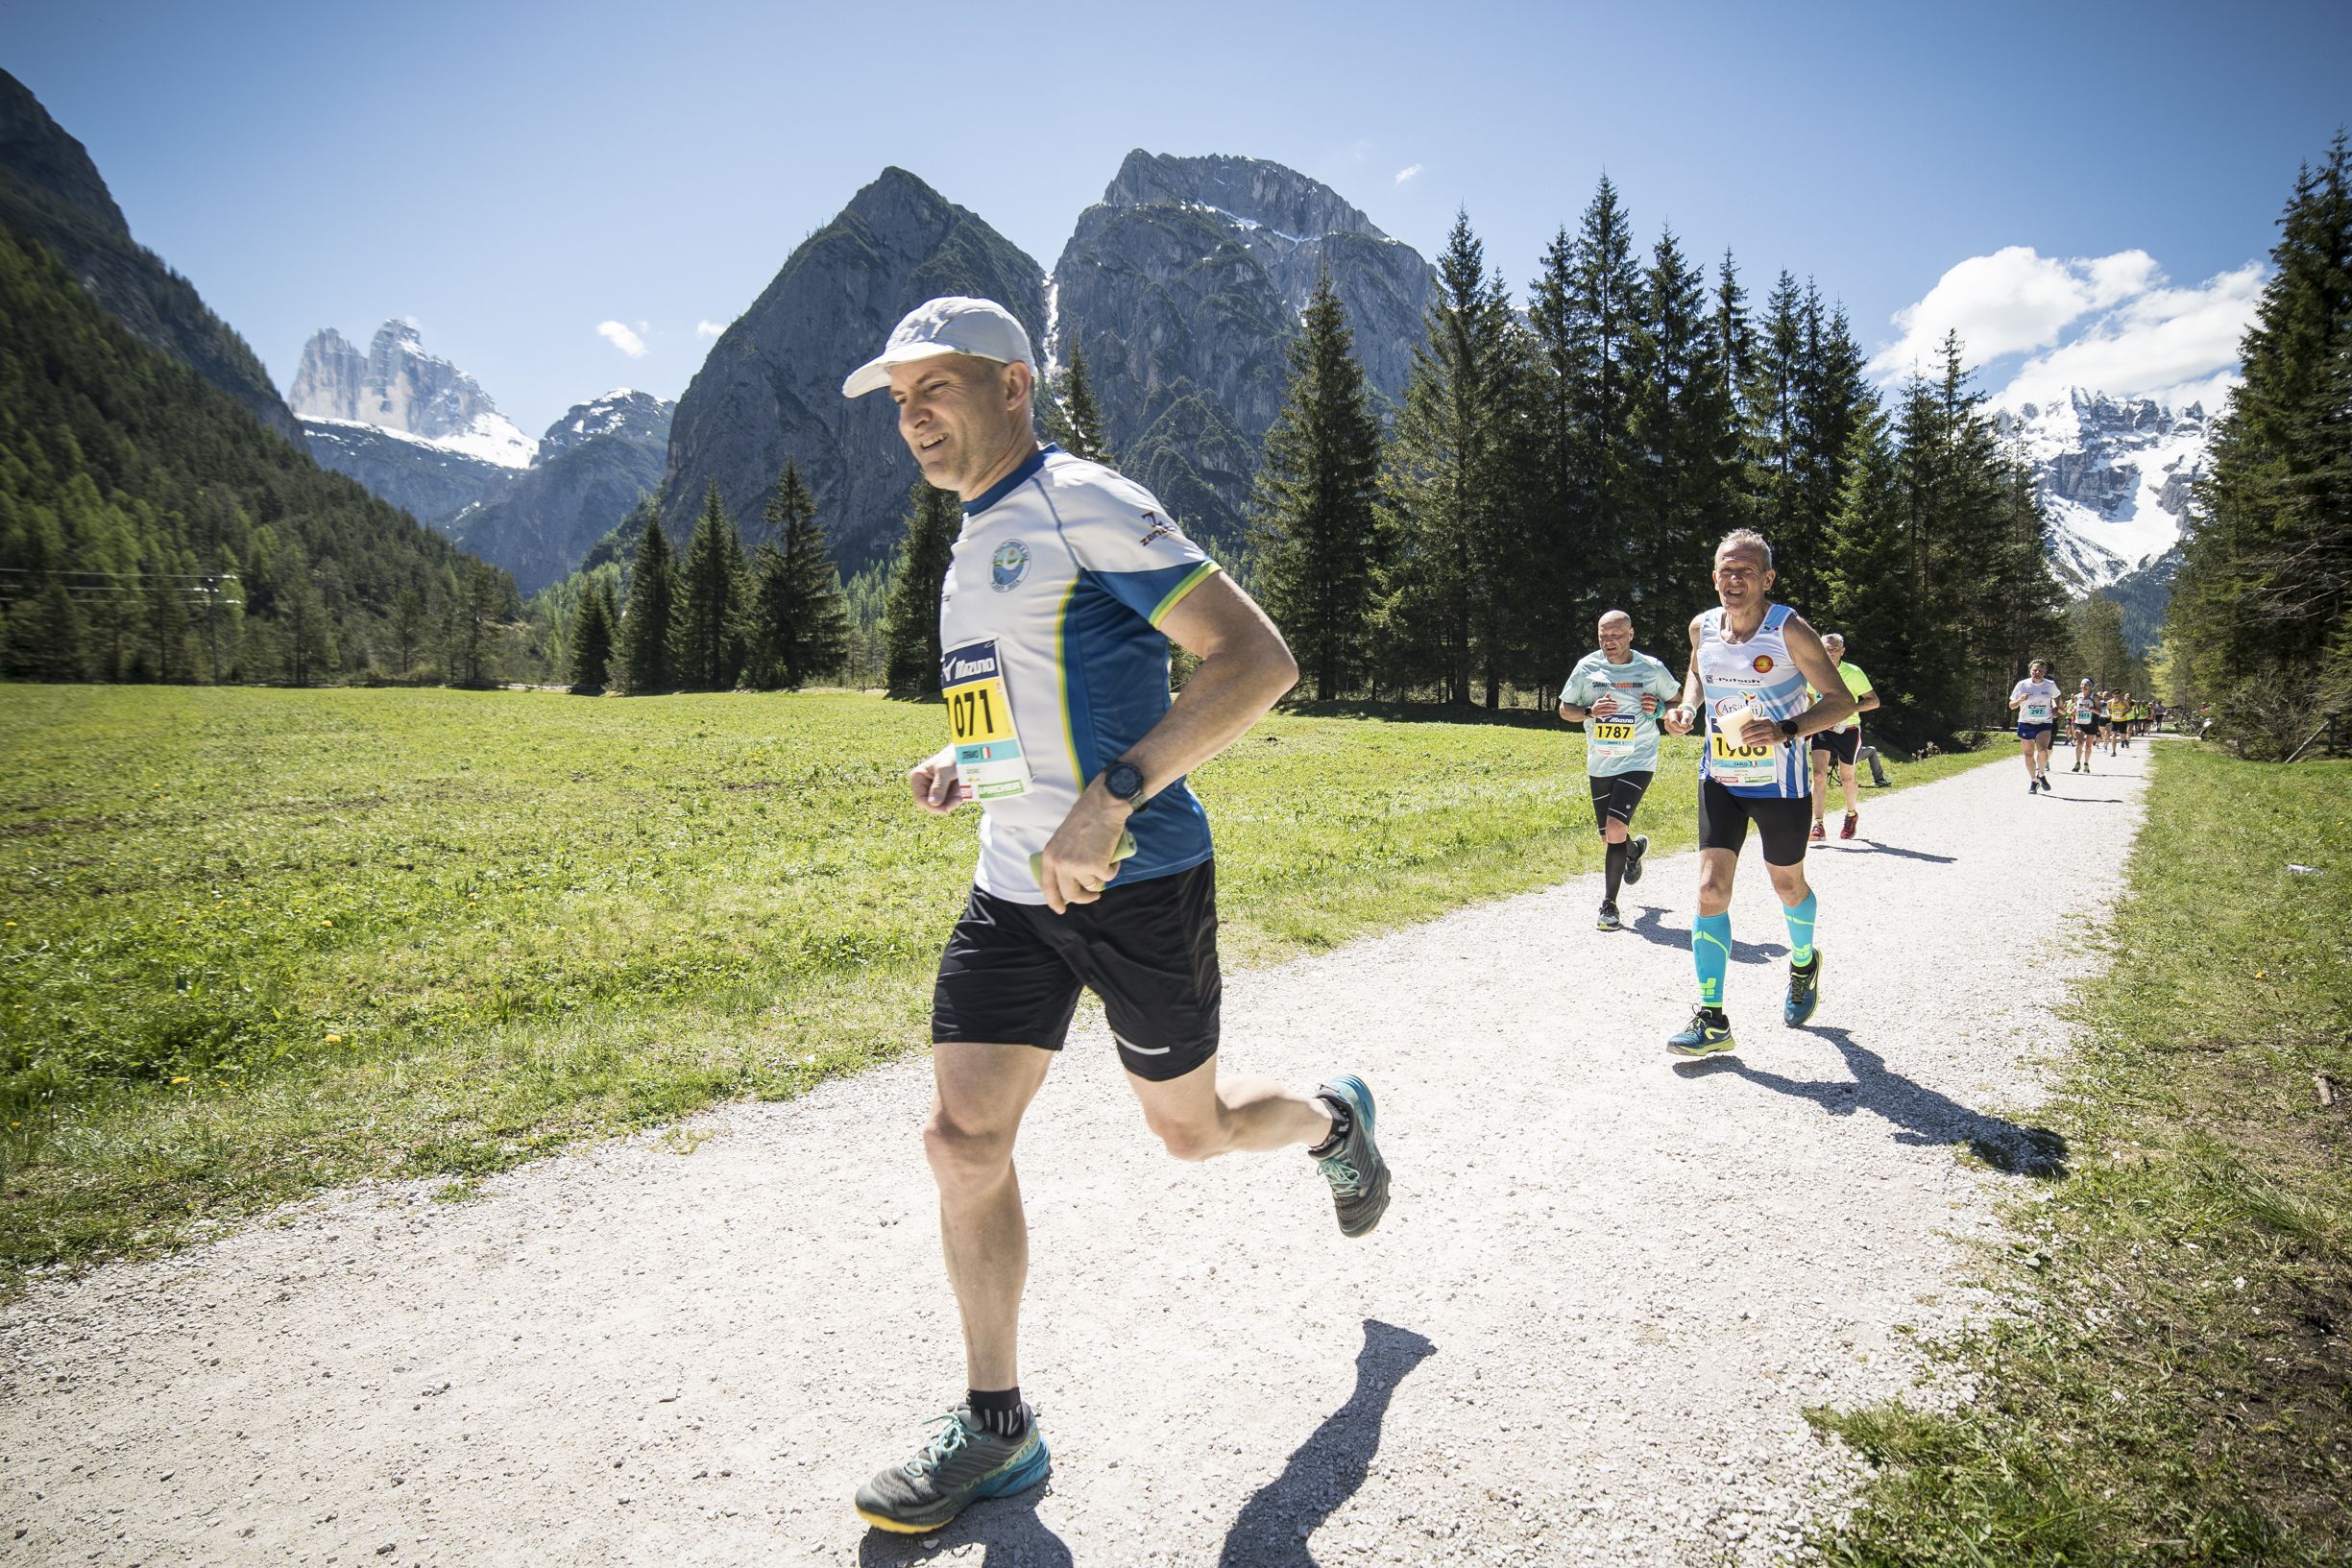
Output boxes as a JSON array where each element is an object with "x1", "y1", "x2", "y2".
[{"x1": 940, "y1": 639, "x2": 1032, "y2": 801}]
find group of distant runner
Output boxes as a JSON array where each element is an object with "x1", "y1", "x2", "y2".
[{"x1": 826, "y1": 293, "x2": 2154, "y2": 1536}]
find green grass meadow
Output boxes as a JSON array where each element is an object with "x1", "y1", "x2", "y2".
[
  {"x1": 1811, "y1": 744, "x2": 2352, "y2": 1565},
  {"x1": 1, "y1": 684, "x2": 1991, "y2": 1283}
]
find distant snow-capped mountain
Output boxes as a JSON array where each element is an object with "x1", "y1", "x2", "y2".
[
  {"x1": 288, "y1": 320, "x2": 536, "y2": 470},
  {"x1": 286, "y1": 323, "x2": 671, "y2": 590},
  {"x1": 1995, "y1": 389, "x2": 2214, "y2": 591}
]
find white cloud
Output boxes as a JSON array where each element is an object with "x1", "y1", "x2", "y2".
[
  {"x1": 596, "y1": 320, "x2": 648, "y2": 358},
  {"x1": 1869, "y1": 246, "x2": 2159, "y2": 379},
  {"x1": 1996, "y1": 261, "x2": 2265, "y2": 412},
  {"x1": 1874, "y1": 248, "x2": 2266, "y2": 414},
  {"x1": 1394, "y1": 163, "x2": 1423, "y2": 185},
  {"x1": 695, "y1": 319, "x2": 727, "y2": 339}
]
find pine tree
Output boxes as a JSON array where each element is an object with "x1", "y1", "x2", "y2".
[
  {"x1": 1562, "y1": 177, "x2": 1643, "y2": 615},
  {"x1": 1625, "y1": 225, "x2": 1728, "y2": 617},
  {"x1": 618, "y1": 507, "x2": 680, "y2": 694},
  {"x1": 674, "y1": 481, "x2": 749, "y2": 690},
  {"x1": 1819, "y1": 411, "x2": 1916, "y2": 742},
  {"x1": 1380, "y1": 210, "x2": 1520, "y2": 704},
  {"x1": 755, "y1": 458, "x2": 852, "y2": 687},
  {"x1": 1786, "y1": 296, "x2": 1873, "y2": 606},
  {"x1": 1249, "y1": 272, "x2": 1385, "y2": 701},
  {"x1": 1055, "y1": 343, "x2": 1116, "y2": 465},
  {"x1": 447, "y1": 559, "x2": 505, "y2": 687},
  {"x1": 2172, "y1": 133, "x2": 2352, "y2": 746},
  {"x1": 568, "y1": 576, "x2": 615, "y2": 692},
  {"x1": 883, "y1": 481, "x2": 961, "y2": 697},
  {"x1": 18, "y1": 575, "x2": 85, "y2": 680},
  {"x1": 390, "y1": 585, "x2": 426, "y2": 679},
  {"x1": 1742, "y1": 272, "x2": 1807, "y2": 587}
]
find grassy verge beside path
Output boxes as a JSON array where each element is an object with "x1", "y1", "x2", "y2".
[
  {"x1": 1811, "y1": 743, "x2": 2352, "y2": 1564},
  {"x1": 1, "y1": 685, "x2": 1993, "y2": 1285}
]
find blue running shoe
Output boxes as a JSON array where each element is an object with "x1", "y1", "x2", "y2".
[
  {"x1": 1784, "y1": 953, "x2": 1823, "y2": 1026},
  {"x1": 1314, "y1": 1074, "x2": 1391, "y2": 1238},
  {"x1": 1667, "y1": 1010, "x2": 1736, "y2": 1057},
  {"x1": 855, "y1": 1406, "x2": 1049, "y2": 1534}
]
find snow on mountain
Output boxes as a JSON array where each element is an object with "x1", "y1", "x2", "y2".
[
  {"x1": 1993, "y1": 388, "x2": 2214, "y2": 591},
  {"x1": 287, "y1": 321, "x2": 535, "y2": 470}
]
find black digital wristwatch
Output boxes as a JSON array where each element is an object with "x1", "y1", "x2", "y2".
[{"x1": 1102, "y1": 758, "x2": 1150, "y2": 811}]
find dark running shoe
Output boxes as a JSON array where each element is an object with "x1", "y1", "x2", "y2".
[
  {"x1": 1784, "y1": 953, "x2": 1823, "y2": 1026},
  {"x1": 855, "y1": 1405, "x2": 1050, "y2": 1534},
  {"x1": 1667, "y1": 1010, "x2": 1736, "y2": 1056},
  {"x1": 1314, "y1": 1074, "x2": 1390, "y2": 1238},
  {"x1": 1596, "y1": 902, "x2": 1622, "y2": 932},
  {"x1": 1622, "y1": 834, "x2": 1648, "y2": 885}
]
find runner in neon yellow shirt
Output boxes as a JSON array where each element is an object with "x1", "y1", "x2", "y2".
[{"x1": 1806, "y1": 633, "x2": 1879, "y2": 839}]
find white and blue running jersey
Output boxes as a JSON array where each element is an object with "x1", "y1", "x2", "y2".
[
  {"x1": 1561, "y1": 649, "x2": 1682, "y2": 778},
  {"x1": 938, "y1": 445, "x2": 1223, "y2": 905},
  {"x1": 1696, "y1": 602, "x2": 1813, "y2": 799}
]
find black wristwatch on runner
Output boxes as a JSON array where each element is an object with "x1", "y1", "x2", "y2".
[
  {"x1": 1778, "y1": 718, "x2": 1801, "y2": 741},
  {"x1": 1102, "y1": 758, "x2": 1150, "y2": 812}
]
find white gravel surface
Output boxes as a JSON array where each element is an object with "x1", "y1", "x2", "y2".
[{"x1": 2, "y1": 744, "x2": 2153, "y2": 1567}]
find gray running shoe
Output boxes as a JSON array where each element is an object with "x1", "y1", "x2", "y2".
[
  {"x1": 1596, "y1": 901, "x2": 1622, "y2": 932},
  {"x1": 1622, "y1": 833, "x2": 1648, "y2": 885},
  {"x1": 1314, "y1": 1074, "x2": 1390, "y2": 1238},
  {"x1": 854, "y1": 1406, "x2": 1050, "y2": 1534}
]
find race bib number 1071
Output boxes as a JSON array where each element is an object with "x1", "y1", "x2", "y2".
[{"x1": 940, "y1": 639, "x2": 1032, "y2": 801}]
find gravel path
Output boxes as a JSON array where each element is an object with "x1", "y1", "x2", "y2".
[{"x1": 3, "y1": 744, "x2": 2153, "y2": 1566}]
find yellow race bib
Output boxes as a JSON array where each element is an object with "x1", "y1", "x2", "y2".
[{"x1": 940, "y1": 639, "x2": 1032, "y2": 801}]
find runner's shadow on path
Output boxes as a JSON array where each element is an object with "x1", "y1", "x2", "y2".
[
  {"x1": 1844, "y1": 839, "x2": 1957, "y2": 864},
  {"x1": 1672, "y1": 1025, "x2": 2069, "y2": 1178},
  {"x1": 1215, "y1": 1319, "x2": 1438, "y2": 1567},
  {"x1": 1629, "y1": 905, "x2": 1787, "y2": 962},
  {"x1": 2048, "y1": 796, "x2": 2127, "y2": 805},
  {"x1": 856, "y1": 1468, "x2": 1073, "y2": 1567}
]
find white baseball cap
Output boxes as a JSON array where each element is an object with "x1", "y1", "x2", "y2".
[{"x1": 841, "y1": 296, "x2": 1033, "y2": 398}]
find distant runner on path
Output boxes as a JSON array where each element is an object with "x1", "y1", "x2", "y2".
[
  {"x1": 1806, "y1": 631, "x2": 1879, "y2": 842},
  {"x1": 2070, "y1": 678, "x2": 2099, "y2": 773},
  {"x1": 2108, "y1": 688, "x2": 2132, "y2": 753},
  {"x1": 840, "y1": 297, "x2": 1392, "y2": 1535},
  {"x1": 1558, "y1": 609, "x2": 1682, "y2": 931},
  {"x1": 2008, "y1": 661, "x2": 2060, "y2": 793},
  {"x1": 1660, "y1": 529, "x2": 1855, "y2": 1057}
]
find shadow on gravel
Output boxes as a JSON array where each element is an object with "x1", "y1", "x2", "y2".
[
  {"x1": 2047, "y1": 795, "x2": 2127, "y2": 805},
  {"x1": 856, "y1": 1472, "x2": 1072, "y2": 1567},
  {"x1": 1672, "y1": 1025, "x2": 2070, "y2": 1178},
  {"x1": 1216, "y1": 1319, "x2": 1437, "y2": 1567},
  {"x1": 1845, "y1": 839, "x2": 1957, "y2": 864},
  {"x1": 1628, "y1": 905, "x2": 1787, "y2": 962}
]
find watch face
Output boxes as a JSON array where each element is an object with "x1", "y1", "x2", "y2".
[{"x1": 1106, "y1": 761, "x2": 1144, "y2": 802}]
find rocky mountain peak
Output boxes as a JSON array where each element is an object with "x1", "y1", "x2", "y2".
[
  {"x1": 537, "y1": 389, "x2": 673, "y2": 463},
  {"x1": 1996, "y1": 385, "x2": 2218, "y2": 591},
  {"x1": 1100, "y1": 150, "x2": 1386, "y2": 243},
  {"x1": 287, "y1": 319, "x2": 533, "y2": 469},
  {"x1": 0, "y1": 68, "x2": 127, "y2": 238}
]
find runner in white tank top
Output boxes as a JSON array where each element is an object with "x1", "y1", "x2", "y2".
[{"x1": 1660, "y1": 529, "x2": 1856, "y2": 1056}]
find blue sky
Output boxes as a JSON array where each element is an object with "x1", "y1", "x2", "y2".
[{"x1": 5, "y1": 0, "x2": 2345, "y2": 434}]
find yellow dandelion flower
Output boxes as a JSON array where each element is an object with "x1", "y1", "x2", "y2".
[
  {"x1": 170, "y1": 1076, "x2": 189, "y2": 1085},
  {"x1": 326, "y1": 1032, "x2": 344, "y2": 1044}
]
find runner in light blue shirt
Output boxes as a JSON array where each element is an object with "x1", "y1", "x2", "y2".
[{"x1": 1558, "y1": 609, "x2": 1684, "y2": 930}]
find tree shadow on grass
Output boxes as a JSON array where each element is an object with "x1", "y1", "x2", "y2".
[
  {"x1": 1672, "y1": 1025, "x2": 2070, "y2": 1177},
  {"x1": 1216, "y1": 1319, "x2": 1438, "y2": 1567},
  {"x1": 1629, "y1": 905, "x2": 1787, "y2": 962}
]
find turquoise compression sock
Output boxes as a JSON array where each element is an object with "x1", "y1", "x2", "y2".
[
  {"x1": 1693, "y1": 913, "x2": 1732, "y2": 1007},
  {"x1": 1782, "y1": 891, "x2": 1818, "y2": 967}
]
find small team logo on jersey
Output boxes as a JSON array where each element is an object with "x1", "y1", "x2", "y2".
[
  {"x1": 990, "y1": 540, "x2": 1031, "y2": 591},
  {"x1": 1137, "y1": 511, "x2": 1177, "y2": 546},
  {"x1": 1751, "y1": 654, "x2": 1776, "y2": 674}
]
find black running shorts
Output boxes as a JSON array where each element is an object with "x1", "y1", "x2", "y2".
[
  {"x1": 933, "y1": 860, "x2": 1221, "y2": 1081},
  {"x1": 1588, "y1": 770, "x2": 1654, "y2": 833},
  {"x1": 1697, "y1": 778, "x2": 1812, "y2": 866},
  {"x1": 1809, "y1": 728, "x2": 1860, "y2": 765}
]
